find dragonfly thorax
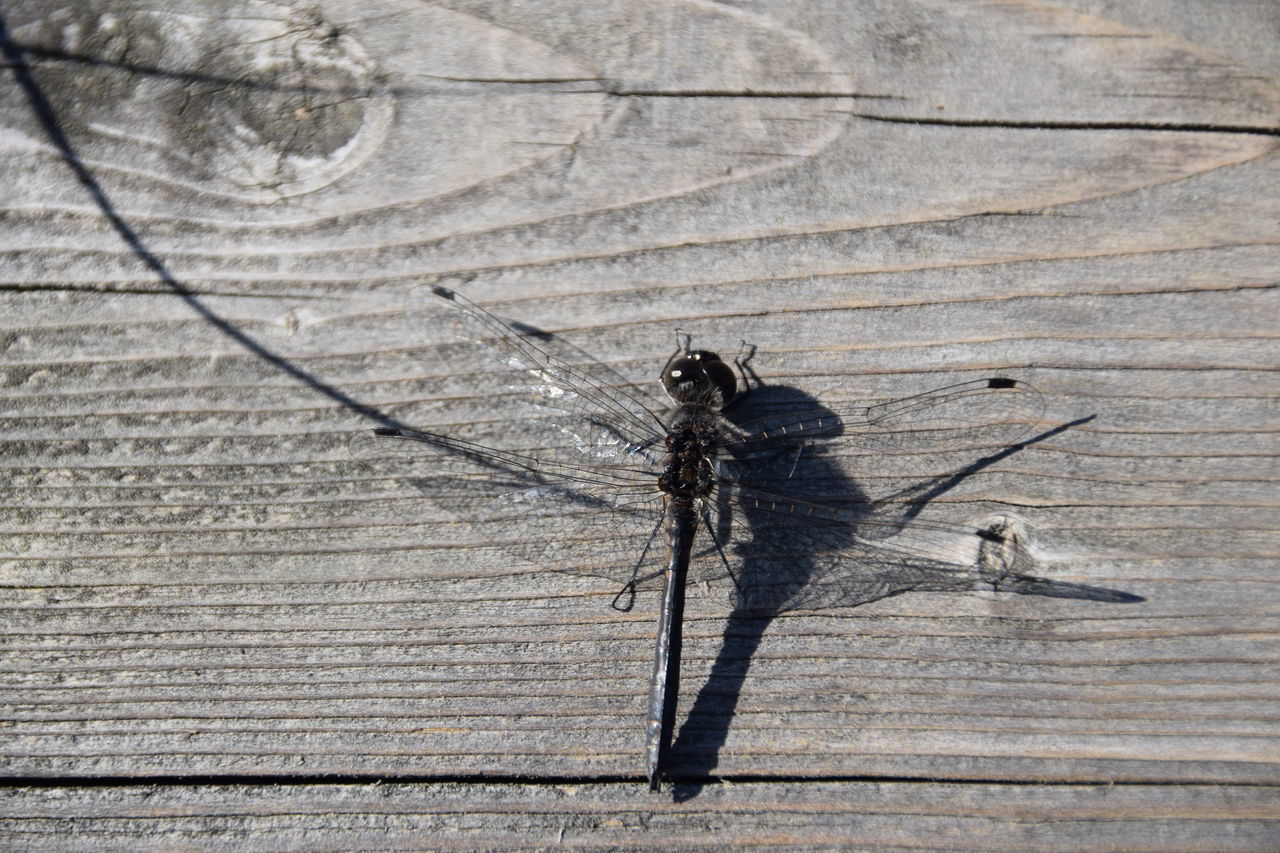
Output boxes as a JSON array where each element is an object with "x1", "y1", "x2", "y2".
[{"x1": 659, "y1": 420, "x2": 718, "y2": 500}]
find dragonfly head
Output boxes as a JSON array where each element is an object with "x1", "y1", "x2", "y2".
[{"x1": 663, "y1": 349, "x2": 736, "y2": 406}]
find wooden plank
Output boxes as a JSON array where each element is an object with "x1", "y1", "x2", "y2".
[
  {"x1": 1, "y1": 0, "x2": 1278, "y2": 814},
  {"x1": 2, "y1": 782, "x2": 1279, "y2": 852}
]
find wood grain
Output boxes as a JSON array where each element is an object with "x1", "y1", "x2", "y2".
[
  {"x1": 2, "y1": 782, "x2": 1279, "y2": 852},
  {"x1": 2, "y1": 0, "x2": 1278, "y2": 846}
]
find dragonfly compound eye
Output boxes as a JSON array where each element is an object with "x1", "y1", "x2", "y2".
[
  {"x1": 664, "y1": 351, "x2": 736, "y2": 404},
  {"x1": 663, "y1": 356, "x2": 704, "y2": 397},
  {"x1": 700, "y1": 357, "x2": 737, "y2": 402}
]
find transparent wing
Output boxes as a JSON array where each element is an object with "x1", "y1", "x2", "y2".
[
  {"x1": 354, "y1": 289, "x2": 751, "y2": 598},
  {"x1": 724, "y1": 378, "x2": 1044, "y2": 505},
  {"x1": 733, "y1": 376, "x2": 1041, "y2": 451},
  {"x1": 352, "y1": 425, "x2": 673, "y2": 592},
  {"x1": 424, "y1": 286, "x2": 670, "y2": 463},
  {"x1": 707, "y1": 378, "x2": 1088, "y2": 613},
  {"x1": 711, "y1": 480, "x2": 1033, "y2": 613},
  {"x1": 358, "y1": 301, "x2": 1122, "y2": 613},
  {"x1": 711, "y1": 478, "x2": 1134, "y2": 614}
]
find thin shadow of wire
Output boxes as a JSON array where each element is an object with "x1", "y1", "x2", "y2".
[{"x1": 0, "y1": 16, "x2": 403, "y2": 431}]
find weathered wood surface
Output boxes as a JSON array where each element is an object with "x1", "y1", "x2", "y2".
[
  {"x1": 3, "y1": 782, "x2": 1279, "y2": 852},
  {"x1": 2, "y1": 0, "x2": 1278, "y2": 846}
]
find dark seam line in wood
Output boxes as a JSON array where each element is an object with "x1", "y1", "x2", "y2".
[
  {"x1": 0, "y1": 46, "x2": 596, "y2": 99},
  {"x1": 843, "y1": 112, "x2": 1280, "y2": 137},
  {"x1": 606, "y1": 89, "x2": 906, "y2": 100},
  {"x1": 600, "y1": 90, "x2": 1280, "y2": 136},
  {"x1": 0, "y1": 283, "x2": 332, "y2": 299},
  {"x1": 416, "y1": 74, "x2": 605, "y2": 85},
  {"x1": 3, "y1": 773, "x2": 1277, "y2": 790},
  {"x1": 0, "y1": 45, "x2": 370, "y2": 95}
]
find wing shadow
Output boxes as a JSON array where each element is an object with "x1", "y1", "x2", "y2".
[{"x1": 670, "y1": 381, "x2": 1142, "y2": 801}]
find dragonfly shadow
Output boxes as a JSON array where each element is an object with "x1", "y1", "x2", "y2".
[{"x1": 670, "y1": 383, "x2": 1141, "y2": 801}]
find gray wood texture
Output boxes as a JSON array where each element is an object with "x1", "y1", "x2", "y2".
[
  {"x1": 3, "y1": 782, "x2": 1279, "y2": 852},
  {"x1": 2, "y1": 0, "x2": 1278, "y2": 847}
]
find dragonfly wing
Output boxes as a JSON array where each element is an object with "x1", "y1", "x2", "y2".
[
  {"x1": 733, "y1": 378, "x2": 1043, "y2": 452},
  {"x1": 709, "y1": 379, "x2": 1057, "y2": 612},
  {"x1": 425, "y1": 286, "x2": 670, "y2": 462},
  {"x1": 352, "y1": 426, "x2": 669, "y2": 592},
  {"x1": 723, "y1": 378, "x2": 1047, "y2": 523},
  {"x1": 709, "y1": 480, "x2": 1036, "y2": 614}
]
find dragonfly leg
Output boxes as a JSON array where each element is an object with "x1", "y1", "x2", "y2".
[{"x1": 722, "y1": 341, "x2": 761, "y2": 412}]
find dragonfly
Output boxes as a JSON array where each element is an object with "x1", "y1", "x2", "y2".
[{"x1": 353, "y1": 286, "x2": 1050, "y2": 791}]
